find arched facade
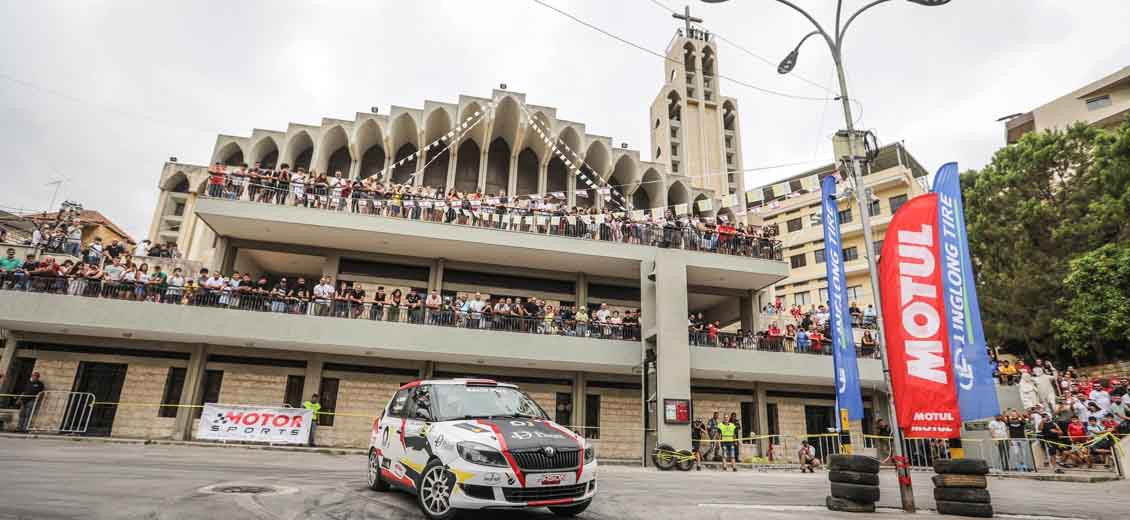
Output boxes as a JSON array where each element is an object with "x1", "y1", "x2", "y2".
[
  {"x1": 667, "y1": 180, "x2": 690, "y2": 212},
  {"x1": 355, "y1": 119, "x2": 387, "y2": 180},
  {"x1": 250, "y1": 137, "x2": 279, "y2": 169},
  {"x1": 317, "y1": 126, "x2": 352, "y2": 176},
  {"x1": 283, "y1": 131, "x2": 314, "y2": 172},
  {"x1": 216, "y1": 141, "x2": 245, "y2": 166},
  {"x1": 422, "y1": 108, "x2": 453, "y2": 189},
  {"x1": 389, "y1": 114, "x2": 419, "y2": 184}
]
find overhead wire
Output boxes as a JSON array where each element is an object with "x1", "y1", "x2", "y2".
[{"x1": 528, "y1": 0, "x2": 831, "y2": 102}]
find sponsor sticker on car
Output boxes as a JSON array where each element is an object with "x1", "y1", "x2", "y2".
[{"x1": 528, "y1": 472, "x2": 569, "y2": 487}]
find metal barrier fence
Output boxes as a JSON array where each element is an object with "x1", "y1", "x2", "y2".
[
  {"x1": 26, "y1": 391, "x2": 96, "y2": 434},
  {"x1": 201, "y1": 181, "x2": 785, "y2": 262},
  {"x1": 0, "y1": 275, "x2": 641, "y2": 342}
]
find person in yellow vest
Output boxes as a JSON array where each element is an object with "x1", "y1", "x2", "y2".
[
  {"x1": 718, "y1": 415, "x2": 738, "y2": 472},
  {"x1": 303, "y1": 393, "x2": 321, "y2": 447}
]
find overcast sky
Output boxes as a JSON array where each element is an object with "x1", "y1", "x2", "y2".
[{"x1": 1, "y1": 0, "x2": 1127, "y2": 240}]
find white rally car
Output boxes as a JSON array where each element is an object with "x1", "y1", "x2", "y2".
[{"x1": 367, "y1": 378, "x2": 597, "y2": 519}]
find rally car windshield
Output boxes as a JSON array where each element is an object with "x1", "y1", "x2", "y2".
[{"x1": 430, "y1": 385, "x2": 548, "y2": 422}]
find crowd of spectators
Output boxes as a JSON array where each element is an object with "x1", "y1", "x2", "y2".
[
  {"x1": 0, "y1": 249, "x2": 642, "y2": 341},
  {"x1": 703, "y1": 301, "x2": 880, "y2": 358},
  {"x1": 984, "y1": 357, "x2": 1129, "y2": 472},
  {"x1": 205, "y1": 163, "x2": 783, "y2": 260}
]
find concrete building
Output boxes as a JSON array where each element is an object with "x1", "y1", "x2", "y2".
[
  {"x1": 745, "y1": 143, "x2": 929, "y2": 317},
  {"x1": 0, "y1": 30, "x2": 888, "y2": 460},
  {"x1": 1005, "y1": 65, "x2": 1130, "y2": 144}
]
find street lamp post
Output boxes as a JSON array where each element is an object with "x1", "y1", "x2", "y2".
[{"x1": 703, "y1": 0, "x2": 952, "y2": 513}]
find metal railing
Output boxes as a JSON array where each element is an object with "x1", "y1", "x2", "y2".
[
  {"x1": 26, "y1": 391, "x2": 96, "y2": 434},
  {"x1": 690, "y1": 331, "x2": 875, "y2": 359},
  {"x1": 200, "y1": 177, "x2": 784, "y2": 262},
  {"x1": 0, "y1": 275, "x2": 641, "y2": 342}
]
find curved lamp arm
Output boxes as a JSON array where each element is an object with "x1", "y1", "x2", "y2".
[{"x1": 839, "y1": 0, "x2": 893, "y2": 45}]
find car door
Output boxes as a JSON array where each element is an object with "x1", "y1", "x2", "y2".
[
  {"x1": 401, "y1": 384, "x2": 435, "y2": 479},
  {"x1": 377, "y1": 388, "x2": 412, "y2": 487}
]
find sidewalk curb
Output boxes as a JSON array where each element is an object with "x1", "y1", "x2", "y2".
[{"x1": 0, "y1": 432, "x2": 364, "y2": 455}]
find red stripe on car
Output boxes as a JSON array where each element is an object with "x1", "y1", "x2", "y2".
[
  {"x1": 380, "y1": 468, "x2": 414, "y2": 488},
  {"x1": 542, "y1": 420, "x2": 586, "y2": 483},
  {"x1": 477, "y1": 419, "x2": 526, "y2": 487},
  {"x1": 527, "y1": 498, "x2": 575, "y2": 507}
]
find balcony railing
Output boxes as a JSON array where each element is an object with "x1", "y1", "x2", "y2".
[
  {"x1": 690, "y1": 331, "x2": 877, "y2": 359},
  {"x1": 199, "y1": 178, "x2": 784, "y2": 261},
  {"x1": 0, "y1": 275, "x2": 640, "y2": 342}
]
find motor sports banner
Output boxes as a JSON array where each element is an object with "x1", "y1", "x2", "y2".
[
  {"x1": 879, "y1": 194, "x2": 962, "y2": 438},
  {"x1": 196, "y1": 403, "x2": 312, "y2": 444},
  {"x1": 932, "y1": 162, "x2": 999, "y2": 421},
  {"x1": 821, "y1": 176, "x2": 864, "y2": 428}
]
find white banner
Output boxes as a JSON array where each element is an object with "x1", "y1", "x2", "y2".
[{"x1": 196, "y1": 403, "x2": 312, "y2": 445}]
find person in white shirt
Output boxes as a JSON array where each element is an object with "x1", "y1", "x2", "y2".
[
  {"x1": 1089, "y1": 384, "x2": 1111, "y2": 413},
  {"x1": 988, "y1": 414, "x2": 1010, "y2": 469},
  {"x1": 31, "y1": 225, "x2": 43, "y2": 248},
  {"x1": 313, "y1": 277, "x2": 335, "y2": 316},
  {"x1": 134, "y1": 240, "x2": 150, "y2": 258},
  {"x1": 595, "y1": 303, "x2": 611, "y2": 323}
]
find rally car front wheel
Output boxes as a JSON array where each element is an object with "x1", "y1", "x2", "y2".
[{"x1": 416, "y1": 459, "x2": 458, "y2": 520}]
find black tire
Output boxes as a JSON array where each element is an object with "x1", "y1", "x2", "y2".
[
  {"x1": 416, "y1": 459, "x2": 458, "y2": 520},
  {"x1": 828, "y1": 470, "x2": 879, "y2": 486},
  {"x1": 826, "y1": 495, "x2": 876, "y2": 513},
  {"x1": 932, "y1": 474, "x2": 988, "y2": 489},
  {"x1": 933, "y1": 458, "x2": 990, "y2": 475},
  {"x1": 652, "y1": 443, "x2": 678, "y2": 471},
  {"x1": 676, "y1": 450, "x2": 695, "y2": 471},
  {"x1": 549, "y1": 499, "x2": 592, "y2": 517},
  {"x1": 936, "y1": 499, "x2": 994, "y2": 518},
  {"x1": 829, "y1": 482, "x2": 880, "y2": 503},
  {"x1": 828, "y1": 454, "x2": 880, "y2": 474},
  {"x1": 367, "y1": 449, "x2": 389, "y2": 491},
  {"x1": 934, "y1": 487, "x2": 991, "y2": 504}
]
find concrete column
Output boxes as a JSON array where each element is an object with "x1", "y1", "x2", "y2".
[
  {"x1": 178, "y1": 196, "x2": 198, "y2": 253},
  {"x1": 477, "y1": 151, "x2": 489, "y2": 193},
  {"x1": 322, "y1": 254, "x2": 340, "y2": 281},
  {"x1": 507, "y1": 155, "x2": 519, "y2": 196},
  {"x1": 739, "y1": 291, "x2": 757, "y2": 333},
  {"x1": 173, "y1": 344, "x2": 208, "y2": 440},
  {"x1": 301, "y1": 355, "x2": 325, "y2": 404},
  {"x1": 428, "y1": 259, "x2": 445, "y2": 293},
  {"x1": 420, "y1": 361, "x2": 435, "y2": 380},
  {"x1": 415, "y1": 132, "x2": 427, "y2": 187},
  {"x1": 537, "y1": 162, "x2": 548, "y2": 195},
  {"x1": 575, "y1": 273, "x2": 588, "y2": 309},
  {"x1": 146, "y1": 192, "x2": 169, "y2": 244},
  {"x1": 348, "y1": 158, "x2": 362, "y2": 180},
  {"x1": 754, "y1": 383, "x2": 770, "y2": 456},
  {"x1": 652, "y1": 250, "x2": 690, "y2": 449},
  {"x1": 0, "y1": 331, "x2": 17, "y2": 395},
  {"x1": 571, "y1": 372, "x2": 587, "y2": 432},
  {"x1": 639, "y1": 261, "x2": 657, "y2": 341},
  {"x1": 446, "y1": 150, "x2": 459, "y2": 192}
]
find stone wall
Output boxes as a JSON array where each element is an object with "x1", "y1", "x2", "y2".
[
  {"x1": 589, "y1": 387, "x2": 642, "y2": 460},
  {"x1": 314, "y1": 371, "x2": 401, "y2": 448},
  {"x1": 212, "y1": 364, "x2": 297, "y2": 407},
  {"x1": 28, "y1": 358, "x2": 79, "y2": 431},
  {"x1": 111, "y1": 362, "x2": 178, "y2": 439},
  {"x1": 1076, "y1": 361, "x2": 1130, "y2": 380}
]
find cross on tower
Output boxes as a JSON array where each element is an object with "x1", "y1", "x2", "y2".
[{"x1": 664, "y1": 5, "x2": 700, "y2": 38}]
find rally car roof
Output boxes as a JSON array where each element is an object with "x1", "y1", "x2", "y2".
[{"x1": 399, "y1": 378, "x2": 519, "y2": 391}]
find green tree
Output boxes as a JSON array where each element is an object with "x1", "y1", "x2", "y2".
[
  {"x1": 962, "y1": 118, "x2": 1130, "y2": 362},
  {"x1": 1053, "y1": 244, "x2": 1130, "y2": 361}
]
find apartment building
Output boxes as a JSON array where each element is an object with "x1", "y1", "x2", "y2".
[{"x1": 1005, "y1": 65, "x2": 1130, "y2": 144}]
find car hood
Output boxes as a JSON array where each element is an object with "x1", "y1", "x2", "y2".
[{"x1": 445, "y1": 418, "x2": 581, "y2": 452}]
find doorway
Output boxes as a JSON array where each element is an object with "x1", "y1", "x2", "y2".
[
  {"x1": 71, "y1": 362, "x2": 128, "y2": 436},
  {"x1": 804, "y1": 405, "x2": 837, "y2": 460}
]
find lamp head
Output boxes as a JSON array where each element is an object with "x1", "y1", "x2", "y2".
[
  {"x1": 907, "y1": 0, "x2": 951, "y2": 5},
  {"x1": 778, "y1": 49, "x2": 799, "y2": 75}
]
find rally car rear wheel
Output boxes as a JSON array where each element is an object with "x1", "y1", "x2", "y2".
[
  {"x1": 367, "y1": 449, "x2": 389, "y2": 491},
  {"x1": 417, "y1": 459, "x2": 457, "y2": 520}
]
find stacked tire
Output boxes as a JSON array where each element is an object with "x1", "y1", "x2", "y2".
[
  {"x1": 932, "y1": 459, "x2": 993, "y2": 518},
  {"x1": 826, "y1": 455, "x2": 881, "y2": 513}
]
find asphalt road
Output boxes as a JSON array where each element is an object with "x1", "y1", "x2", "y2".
[{"x1": 0, "y1": 438, "x2": 1127, "y2": 520}]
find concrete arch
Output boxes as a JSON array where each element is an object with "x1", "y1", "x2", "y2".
[
  {"x1": 609, "y1": 153, "x2": 638, "y2": 186},
  {"x1": 249, "y1": 136, "x2": 280, "y2": 169},
  {"x1": 489, "y1": 96, "x2": 521, "y2": 148},
  {"x1": 723, "y1": 100, "x2": 737, "y2": 131},
  {"x1": 635, "y1": 168, "x2": 663, "y2": 211},
  {"x1": 682, "y1": 42, "x2": 696, "y2": 73},
  {"x1": 554, "y1": 126, "x2": 583, "y2": 162},
  {"x1": 389, "y1": 114, "x2": 419, "y2": 184},
  {"x1": 215, "y1": 141, "x2": 245, "y2": 166},
  {"x1": 523, "y1": 110, "x2": 552, "y2": 164},
  {"x1": 355, "y1": 119, "x2": 387, "y2": 180},
  {"x1": 454, "y1": 140, "x2": 480, "y2": 194},
  {"x1": 458, "y1": 102, "x2": 485, "y2": 148},
  {"x1": 389, "y1": 113, "x2": 419, "y2": 157},
  {"x1": 486, "y1": 137, "x2": 510, "y2": 196},
  {"x1": 283, "y1": 131, "x2": 314, "y2": 172},
  {"x1": 515, "y1": 147, "x2": 539, "y2": 196},
  {"x1": 316, "y1": 125, "x2": 352, "y2": 176},
  {"x1": 701, "y1": 46, "x2": 716, "y2": 76},
  {"x1": 667, "y1": 180, "x2": 691, "y2": 211},
  {"x1": 161, "y1": 171, "x2": 191, "y2": 193},
  {"x1": 583, "y1": 140, "x2": 612, "y2": 180},
  {"x1": 422, "y1": 108, "x2": 453, "y2": 188}
]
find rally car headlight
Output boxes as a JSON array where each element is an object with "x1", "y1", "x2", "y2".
[
  {"x1": 457, "y1": 441, "x2": 509, "y2": 467},
  {"x1": 584, "y1": 444, "x2": 595, "y2": 463}
]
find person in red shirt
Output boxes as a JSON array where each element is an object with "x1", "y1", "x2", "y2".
[
  {"x1": 207, "y1": 163, "x2": 227, "y2": 198},
  {"x1": 1066, "y1": 416, "x2": 1087, "y2": 442},
  {"x1": 707, "y1": 321, "x2": 719, "y2": 346},
  {"x1": 767, "y1": 323, "x2": 781, "y2": 337}
]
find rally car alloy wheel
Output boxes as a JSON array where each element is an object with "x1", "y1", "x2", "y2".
[
  {"x1": 367, "y1": 449, "x2": 389, "y2": 491},
  {"x1": 417, "y1": 460, "x2": 457, "y2": 520}
]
